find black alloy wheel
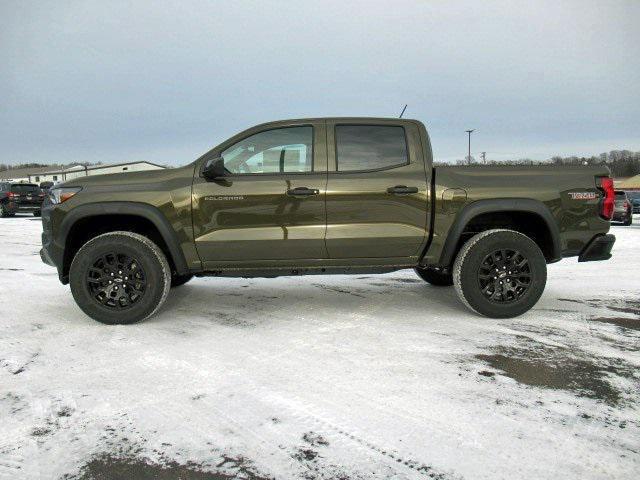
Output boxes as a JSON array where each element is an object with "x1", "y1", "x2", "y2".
[
  {"x1": 86, "y1": 252, "x2": 147, "y2": 309},
  {"x1": 477, "y1": 249, "x2": 531, "y2": 304}
]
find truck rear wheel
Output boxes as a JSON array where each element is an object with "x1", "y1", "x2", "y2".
[
  {"x1": 70, "y1": 231, "x2": 171, "y2": 324},
  {"x1": 453, "y1": 229, "x2": 546, "y2": 318},
  {"x1": 414, "y1": 267, "x2": 453, "y2": 286}
]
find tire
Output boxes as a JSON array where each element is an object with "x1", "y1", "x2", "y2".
[
  {"x1": 623, "y1": 215, "x2": 632, "y2": 226},
  {"x1": 70, "y1": 231, "x2": 171, "y2": 324},
  {"x1": 453, "y1": 229, "x2": 547, "y2": 318},
  {"x1": 171, "y1": 273, "x2": 194, "y2": 288},
  {"x1": 414, "y1": 267, "x2": 453, "y2": 286},
  {"x1": 0, "y1": 203, "x2": 10, "y2": 218}
]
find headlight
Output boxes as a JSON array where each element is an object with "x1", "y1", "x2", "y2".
[{"x1": 49, "y1": 187, "x2": 82, "y2": 204}]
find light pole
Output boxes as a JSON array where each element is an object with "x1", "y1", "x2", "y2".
[{"x1": 465, "y1": 129, "x2": 474, "y2": 164}]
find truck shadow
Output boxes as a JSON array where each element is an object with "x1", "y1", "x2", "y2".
[{"x1": 156, "y1": 277, "x2": 467, "y2": 327}]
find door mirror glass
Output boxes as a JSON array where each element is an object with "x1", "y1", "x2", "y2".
[{"x1": 202, "y1": 157, "x2": 227, "y2": 180}]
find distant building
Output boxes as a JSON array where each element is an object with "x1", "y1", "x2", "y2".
[
  {"x1": 0, "y1": 161, "x2": 166, "y2": 184},
  {"x1": 616, "y1": 175, "x2": 640, "y2": 191}
]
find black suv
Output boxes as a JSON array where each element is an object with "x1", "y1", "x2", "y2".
[
  {"x1": 626, "y1": 191, "x2": 640, "y2": 214},
  {"x1": 0, "y1": 182, "x2": 45, "y2": 217},
  {"x1": 612, "y1": 190, "x2": 633, "y2": 225}
]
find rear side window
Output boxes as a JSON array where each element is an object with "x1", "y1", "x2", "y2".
[
  {"x1": 335, "y1": 125, "x2": 408, "y2": 172},
  {"x1": 11, "y1": 184, "x2": 39, "y2": 193}
]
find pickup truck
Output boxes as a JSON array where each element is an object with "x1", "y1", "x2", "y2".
[{"x1": 40, "y1": 118, "x2": 616, "y2": 324}]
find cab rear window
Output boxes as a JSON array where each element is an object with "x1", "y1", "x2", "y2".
[{"x1": 10, "y1": 184, "x2": 39, "y2": 193}]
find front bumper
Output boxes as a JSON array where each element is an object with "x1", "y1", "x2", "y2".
[
  {"x1": 578, "y1": 234, "x2": 616, "y2": 262},
  {"x1": 40, "y1": 246, "x2": 54, "y2": 266},
  {"x1": 40, "y1": 204, "x2": 67, "y2": 282}
]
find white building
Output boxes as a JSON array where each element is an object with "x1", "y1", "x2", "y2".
[{"x1": 0, "y1": 161, "x2": 166, "y2": 184}]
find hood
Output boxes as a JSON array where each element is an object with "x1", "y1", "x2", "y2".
[{"x1": 58, "y1": 167, "x2": 178, "y2": 188}]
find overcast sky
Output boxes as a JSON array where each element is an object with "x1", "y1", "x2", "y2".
[{"x1": 1, "y1": 0, "x2": 639, "y2": 166}]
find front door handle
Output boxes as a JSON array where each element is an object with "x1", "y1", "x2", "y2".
[
  {"x1": 387, "y1": 185, "x2": 419, "y2": 195},
  {"x1": 287, "y1": 187, "x2": 320, "y2": 197}
]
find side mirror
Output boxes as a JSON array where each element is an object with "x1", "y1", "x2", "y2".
[{"x1": 202, "y1": 156, "x2": 227, "y2": 180}]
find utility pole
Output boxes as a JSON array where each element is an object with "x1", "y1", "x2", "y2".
[
  {"x1": 481, "y1": 152, "x2": 486, "y2": 164},
  {"x1": 465, "y1": 129, "x2": 474, "y2": 164}
]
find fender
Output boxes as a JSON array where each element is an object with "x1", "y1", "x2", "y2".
[
  {"x1": 436, "y1": 198, "x2": 562, "y2": 267},
  {"x1": 58, "y1": 201, "x2": 190, "y2": 275}
]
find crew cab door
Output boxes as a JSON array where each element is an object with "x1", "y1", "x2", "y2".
[
  {"x1": 325, "y1": 120, "x2": 430, "y2": 259},
  {"x1": 192, "y1": 121, "x2": 328, "y2": 265}
]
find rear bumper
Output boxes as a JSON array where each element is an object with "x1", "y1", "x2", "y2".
[
  {"x1": 578, "y1": 234, "x2": 615, "y2": 262},
  {"x1": 6, "y1": 202, "x2": 42, "y2": 213},
  {"x1": 612, "y1": 210, "x2": 630, "y2": 222}
]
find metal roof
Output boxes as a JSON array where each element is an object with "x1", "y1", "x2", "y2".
[{"x1": 0, "y1": 161, "x2": 166, "y2": 179}]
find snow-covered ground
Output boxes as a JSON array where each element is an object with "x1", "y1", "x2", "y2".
[{"x1": 0, "y1": 215, "x2": 638, "y2": 480}]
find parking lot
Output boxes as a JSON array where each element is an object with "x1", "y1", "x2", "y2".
[{"x1": 0, "y1": 215, "x2": 638, "y2": 479}]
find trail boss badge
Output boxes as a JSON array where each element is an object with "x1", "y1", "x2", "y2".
[{"x1": 568, "y1": 192, "x2": 598, "y2": 200}]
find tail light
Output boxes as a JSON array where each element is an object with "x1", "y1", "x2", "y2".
[
  {"x1": 597, "y1": 177, "x2": 615, "y2": 220},
  {"x1": 7, "y1": 192, "x2": 17, "y2": 199}
]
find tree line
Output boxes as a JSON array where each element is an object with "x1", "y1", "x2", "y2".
[
  {"x1": 0, "y1": 162, "x2": 102, "y2": 172},
  {"x1": 437, "y1": 150, "x2": 640, "y2": 177}
]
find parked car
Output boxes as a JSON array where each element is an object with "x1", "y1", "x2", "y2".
[
  {"x1": 0, "y1": 182, "x2": 45, "y2": 217},
  {"x1": 612, "y1": 190, "x2": 633, "y2": 225},
  {"x1": 40, "y1": 117, "x2": 616, "y2": 324},
  {"x1": 625, "y1": 191, "x2": 640, "y2": 214}
]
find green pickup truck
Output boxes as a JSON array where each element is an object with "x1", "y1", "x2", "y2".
[{"x1": 40, "y1": 118, "x2": 616, "y2": 324}]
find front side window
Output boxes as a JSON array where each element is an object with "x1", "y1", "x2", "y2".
[
  {"x1": 336, "y1": 125, "x2": 408, "y2": 172},
  {"x1": 222, "y1": 126, "x2": 313, "y2": 175}
]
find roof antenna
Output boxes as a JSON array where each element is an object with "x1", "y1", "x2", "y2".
[{"x1": 399, "y1": 104, "x2": 407, "y2": 118}]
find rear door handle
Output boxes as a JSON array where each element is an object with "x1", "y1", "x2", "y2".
[
  {"x1": 287, "y1": 187, "x2": 320, "y2": 197},
  {"x1": 387, "y1": 185, "x2": 419, "y2": 195}
]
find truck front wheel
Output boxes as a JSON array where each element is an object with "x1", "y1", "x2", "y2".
[
  {"x1": 414, "y1": 267, "x2": 453, "y2": 286},
  {"x1": 69, "y1": 231, "x2": 171, "y2": 324},
  {"x1": 453, "y1": 229, "x2": 546, "y2": 318},
  {"x1": 171, "y1": 273, "x2": 194, "y2": 288}
]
